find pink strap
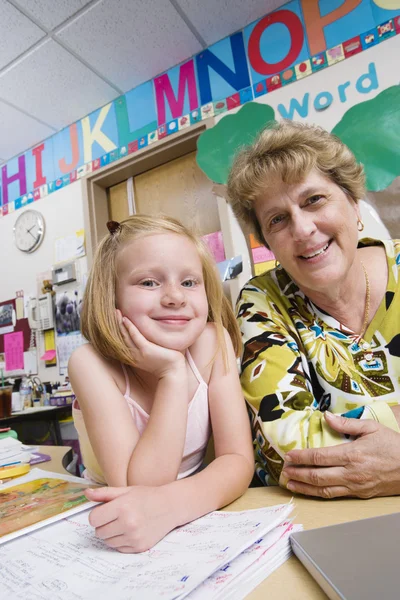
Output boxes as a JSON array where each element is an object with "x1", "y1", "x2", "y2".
[{"x1": 120, "y1": 363, "x2": 131, "y2": 397}]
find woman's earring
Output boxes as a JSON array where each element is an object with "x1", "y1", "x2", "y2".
[
  {"x1": 357, "y1": 219, "x2": 365, "y2": 232},
  {"x1": 274, "y1": 259, "x2": 279, "y2": 269}
]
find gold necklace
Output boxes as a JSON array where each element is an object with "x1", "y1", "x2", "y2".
[{"x1": 359, "y1": 261, "x2": 374, "y2": 363}]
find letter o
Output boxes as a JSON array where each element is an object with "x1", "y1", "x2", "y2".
[
  {"x1": 248, "y1": 10, "x2": 304, "y2": 76},
  {"x1": 314, "y1": 91, "x2": 333, "y2": 111}
]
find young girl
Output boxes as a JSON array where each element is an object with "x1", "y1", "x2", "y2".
[{"x1": 69, "y1": 215, "x2": 253, "y2": 553}]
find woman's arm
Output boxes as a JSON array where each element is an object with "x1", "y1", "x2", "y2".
[
  {"x1": 85, "y1": 327, "x2": 254, "y2": 552},
  {"x1": 237, "y1": 280, "x2": 400, "y2": 487}
]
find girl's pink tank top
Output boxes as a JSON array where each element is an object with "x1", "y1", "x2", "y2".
[{"x1": 73, "y1": 349, "x2": 211, "y2": 484}]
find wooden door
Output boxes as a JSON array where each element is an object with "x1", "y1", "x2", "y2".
[{"x1": 135, "y1": 151, "x2": 219, "y2": 235}]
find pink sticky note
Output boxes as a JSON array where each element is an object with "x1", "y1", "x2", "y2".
[
  {"x1": 40, "y1": 350, "x2": 56, "y2": 361},
  {"x1": 252, "y1": 246, "x2": 275, "y2": 263},
  {"x1": 4, "y1": 331, "x2": 24, "y2": 371},
  {"x1": 201, "y1": 231, "x2": 226, "y2": 264}
]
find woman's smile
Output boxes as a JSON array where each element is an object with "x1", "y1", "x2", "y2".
[{"x1": 298, "y1": 239, "x2": 332, "y2": 263}]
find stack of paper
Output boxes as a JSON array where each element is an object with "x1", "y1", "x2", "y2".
[
  {"x1": 0, "y1": 437, "x2": 36, "y2": 467},
  {"x1": 0, "y1": 468, "x2": 302, "y2": 600}
]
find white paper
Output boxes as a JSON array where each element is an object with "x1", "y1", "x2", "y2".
[
  {"x1": 0, "y1": 468, "x2": 97, "y2": 545},
  {"x1": 0, "y1": 438, "x2": 36, "y2": 466},
  {"x1": 0, "y1": 502, "x2": 295, "y2": 600}
]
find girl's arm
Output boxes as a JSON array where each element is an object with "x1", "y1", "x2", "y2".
[
  {"x1": 69, "y1": 344, "x2": 141, "y2": 487},
  {"x1": 85, "y1": 326, "x2": 255, "y2": 552},
  {"x1": 69, "y1": 334, "x2": 190, "y2": 487}
]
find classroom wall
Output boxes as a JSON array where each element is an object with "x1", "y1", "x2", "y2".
[{"x1": 0, "y1": 180, "x2": 87, "y2": 382}]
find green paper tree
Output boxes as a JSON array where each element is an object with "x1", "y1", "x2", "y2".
[
  {"x1": 196, "y1": 102, "x2": 276, "y2": 184},
  {"x1": 332, "y1": 86, "x2": 400, "y2": 191}
]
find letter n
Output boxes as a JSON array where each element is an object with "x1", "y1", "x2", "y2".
[{"x1": 196, "y1": 32, "x2": 250, "y2": 105}]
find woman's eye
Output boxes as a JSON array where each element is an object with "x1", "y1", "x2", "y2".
[
  {"x1": 307, "y1": 194, "x2": 324, "y2": 205},
  {"x1": 270, "y1": 215, "x2": 285, "y2": 227},
  {"x1": 182, "y1": 279, "x2": 197, "y2": 288}
]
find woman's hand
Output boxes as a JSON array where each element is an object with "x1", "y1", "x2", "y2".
[
  {"x1": 117, "y1": 310, "x2": 186, "y2": 378},
  {"x1": 85, "y1": 485, "x2": 177, "y2": 553},
  {"x1": 281, "y1": 412, "x2": 400, "y2": 498}
]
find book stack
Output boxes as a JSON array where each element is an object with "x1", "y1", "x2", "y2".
[{"x1": 0, "y1": 437, "x2": 36, "y2": 467}]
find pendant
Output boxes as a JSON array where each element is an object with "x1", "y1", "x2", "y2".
[
  {"x1": 360, "y1": 341, "x2": 374, "y2": 364},
  {"x1": 364, "y1": 352, "x2": 374, "y2": 363}
]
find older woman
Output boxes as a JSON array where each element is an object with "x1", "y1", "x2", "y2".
[{"x1": 227, "y1": 120, "x2": 400, "y2": 499}]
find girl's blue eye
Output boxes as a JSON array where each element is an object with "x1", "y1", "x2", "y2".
[
  {"x1": 182, "y1": 279, "x2": 197, "y2": 288},
  {"x1": 140, "y1": 279, "x2": 158, "y2": 287}
]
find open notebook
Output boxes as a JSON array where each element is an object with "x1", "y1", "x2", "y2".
[{"x1": 0, "y1": 469, "x2": 302, "y2": 600}]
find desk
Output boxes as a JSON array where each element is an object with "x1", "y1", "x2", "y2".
[
  {"x1": 0, "y1": 405, "x2": 72, "y2": 445},
  {"x1": 225, "y1": 487, "x2": 400, "y2": 599},
  {"x1": 36, "y1": 444, "x2": 73, "y2": 474}
]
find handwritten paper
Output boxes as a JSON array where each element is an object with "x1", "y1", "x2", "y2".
[
  {"x1": 0, "y1": 500, "x2": 296, "y2": 600},
  {"x1": 4, "y1": 331, "x2": 24, "y2": 371}
]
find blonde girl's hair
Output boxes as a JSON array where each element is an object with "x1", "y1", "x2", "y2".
[
  {"x1": 81, "y1": 215, "x2": 242, "y2": 366},
  {"x1": 227, "y1": 120, "x2": 366, "y2": 246}
]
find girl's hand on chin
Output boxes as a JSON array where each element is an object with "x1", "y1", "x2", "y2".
[{"x1": 117, "y1": 311, "x2": 186, "y2": 378}]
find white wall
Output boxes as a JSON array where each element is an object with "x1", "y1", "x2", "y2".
[{"x1": 0, "y1": 180, "x2": 87, "y2": 383}]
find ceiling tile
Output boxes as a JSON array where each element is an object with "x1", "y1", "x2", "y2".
[
  {"x1": 56, "y1": 0, "x2": 202, "y2": 93},
  {"x1": 0, "y1": 0, "x2": 45, "y2": 69},
  {"x1": 177, "y1": 0, "x2": 288, "y2": 45},
  {"x1": 13, "y1": 0, "x2": 93, "y2": 30},
  {"x1": 0, "y1": 38, "x2": 118, "y2": 130},
  {"x1": 0, "y1": 99, "x2": 54, "y2": 160}
]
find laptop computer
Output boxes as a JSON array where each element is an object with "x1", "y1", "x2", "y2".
[{"x1": 290, "y1": 512, "x2": 400, "y2": 600}]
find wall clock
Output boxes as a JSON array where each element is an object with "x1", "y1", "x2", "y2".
[{"x1": 13, "y1": 209, "x2": 45, "y2": 253}]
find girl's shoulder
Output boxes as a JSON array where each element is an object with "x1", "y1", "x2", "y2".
[
  {"x1": 189, "y1": 323, "x2": 233, "y2": 383},
  {"x1": 188, "y1": 323, "x2": 219, "y2": 381},
  {"x1": 68, "y1": 343, "x2": 125, "y2": 389}
]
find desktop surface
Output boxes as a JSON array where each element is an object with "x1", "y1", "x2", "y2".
[{"x1": 226, "y1": 487, "x2": 400, "y2": 599}]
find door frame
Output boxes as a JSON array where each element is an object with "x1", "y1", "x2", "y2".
[{"x1": 83, "y1": 121, "x2": 212, "y2": 266}]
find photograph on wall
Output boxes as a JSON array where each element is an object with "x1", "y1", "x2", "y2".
[
  {"x1": 55, "y1": 290, "x2": 82, "y2": 335},
  {"x1": 0, "y1": 303, "x2": 14, "y2": 328}
]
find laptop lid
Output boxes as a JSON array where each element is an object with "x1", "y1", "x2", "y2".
[{"x1": 290, "y1": 512, "x2": 400, "y2": 600}]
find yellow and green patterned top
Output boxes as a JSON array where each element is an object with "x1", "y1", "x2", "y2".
[{"x1": 237, "y1": 238, "x2": 400, "y2": 486}]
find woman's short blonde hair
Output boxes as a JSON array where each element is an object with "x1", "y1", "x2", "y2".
[
  {"x1": 81, "y1": 214, "x2": 242, "y2": 365},
  {"x1": 227, "y1": 120, "x2": 366, "y2": 245}
]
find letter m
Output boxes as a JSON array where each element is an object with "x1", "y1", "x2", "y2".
[{"x1": 154, "y1": 60, "x2": 198, "y2": 125}]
